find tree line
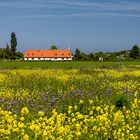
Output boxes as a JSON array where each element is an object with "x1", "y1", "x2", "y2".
[
  {"x1": 74, "y1": 45, "x2": 140, "y2": 61},
  {"x1": 0, "y1": 32, "x2": 23, "y2": 60},
  {"x1": 0, "y1": 32, "x2": 140, "y2": 61}
]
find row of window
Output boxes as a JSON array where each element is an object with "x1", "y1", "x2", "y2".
[{"x1": 26, "y1": 58, "x2": 70, "y2": 60}]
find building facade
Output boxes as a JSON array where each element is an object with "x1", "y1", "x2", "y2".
[{"x1": 24, "y1": 49, "x2": 73, "y2": 61}]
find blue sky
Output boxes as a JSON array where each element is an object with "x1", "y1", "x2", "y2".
[{"x1": 0, "y1": 0, "x2": 140, "y2": 53}]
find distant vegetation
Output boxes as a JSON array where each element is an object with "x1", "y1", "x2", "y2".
[
  {"x1": 74, "y1": 45, "x2": 140, "y2": 61},
  {"x1": 0, "y1": 32, "x2": 23, "y2": 60},
  {"x1": 0, "y1": 32, "x2": 140, "y2": 61}
]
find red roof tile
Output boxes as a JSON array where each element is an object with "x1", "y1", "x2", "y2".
[{"x1": 24, "y1": 49, "x2": 73, "y2": 58}]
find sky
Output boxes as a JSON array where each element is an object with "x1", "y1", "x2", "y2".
[{"x1": 0, "y1": 0, "x2": 140, "y2": 53}]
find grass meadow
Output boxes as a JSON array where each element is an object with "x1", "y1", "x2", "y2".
[
  {"x1": 0, "y1": 61, "x2": 140, "y2": 139},
  {"x1": 0, "y1": 60, "x2": 140, "y2": 69}
]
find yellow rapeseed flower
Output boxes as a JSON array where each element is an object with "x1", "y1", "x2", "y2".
[
  {"x1": 79, "y1": 100, "x2": 84, "y2": 104},
  {"x1": 89, "y1": 99, "x2": 93, "y2": 104},
  {"x1": 21, "y1": 107, "x2": 29, "y2": 115},
  {"x1": 20, "y1": 117, "x2": 25, "y2": 121},
  {"x1": 23, "y1": 134, "x2": 29, "y2": 140},
  {"x1": 38, "y1": 111, "x2": 45, "y2": 117}
]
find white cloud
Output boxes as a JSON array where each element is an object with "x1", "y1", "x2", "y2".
[{"x1": 0, "y1": 0, "x2": 140, "y2": 19}]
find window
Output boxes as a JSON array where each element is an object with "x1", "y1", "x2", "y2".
[
  {"x1": 62, "y1": 53, "x2": 64, "y2": 56},
  {"x1": 69, "y1": 53, "x2": 71, "y2": 55},
  {"x1": 55, "y1": 53, "x2": 57, "y2": 56},
  {"x1": 27, "y1": 53, "x2": 29, "y2": 56},
  {"x1": 32, "y1": 53, "x2": 34, "y2": 56}
]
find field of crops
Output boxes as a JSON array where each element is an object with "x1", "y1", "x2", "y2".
[{"x1": 0, "y1": 65, "x2": 140, "y2": 139}]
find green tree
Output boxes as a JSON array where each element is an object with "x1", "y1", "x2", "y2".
[
  {"x1": 130, "y1": 45, "x2": 139, "y2": 59},
  {"x1": 0, "y1": 48, "x2": 4, "y2": 58},
  {"x1": 89, "y1": 53, "x2": 96, "y2": 61},
  {"x1": 74, "y1": 48, "x2": 81, "y2": 60},
  {"x1": 16, "y1": 52, "x2": 24, "y2": 59},
  {"x1": 5, "y1": 43, "x2": 12, "y2": 59},
  {"x1": 51, "y1": 45, "x2": 58, "y2": 50},
  {"x1": 11, "y1": 32, "x2": 17, "y2": 55}
]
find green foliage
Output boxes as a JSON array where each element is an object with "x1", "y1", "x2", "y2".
[
  {"x1": 50, "y1": 45, "x2": 58, "y2": 50},
  {"x1": 5, "y1": 44, "x2": 12, "y2": 59},
  {"x1": 73, "y1": 49, "x2": 132, "y2": 61},
  {"x1": 130, "y1": 45, "x2": 140, "y2": 59},
  {"x1": 11, "y1": 32, "x2": 17, "y2": 55},
  {"x1": 74, "y1": 48, "x2": 82, "y2": 60},
  {"x1": 0, "y1": 48, "x2": 4, "y2": 58},
  {"x1": 114, "y1": 93, "x2": 131, "y2": 108},
  {"x1": 16, "y1": 52, "x2": 24, "y2": 59},
  {"x1": 0, "y1": 32, "x2": 23, "y2": 60}
]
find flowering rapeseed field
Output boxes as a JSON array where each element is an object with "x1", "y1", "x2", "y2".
[{"x1": 0, "y1": 68, "x2": 140, "y2": 139}]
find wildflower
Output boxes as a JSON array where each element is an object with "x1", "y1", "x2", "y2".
[
  {"x1": 18, "y1": 122, "x2": 25, "y2": 128},
  {"x1": 72, "y1": 118, "x2": 76, "y2": 122},
  {"x1": 23, "y1": 134, "x2": 29, "y2": 140},
  {"x1": 68, "y1": 106, "x2": 73, "y2": 110},
  {"x1": 38, "y1": 111, "x2": 45, "y2": 117},
  {"x1": 74, "y1": 105, "x2": 78, "y2": 110},
  {"x1": 79, "y1": 100, "x2": 84, "y2": 104},
  {"x1": 76, "y1": 131, "x2": 81, "y2": 136},
  {"x1": 114, "y1": 110, "x2": 124, "y2": 122},
  {"x1": 134, "y1": 91, "x2": 138, "y2": 97},
  {"x1": 21, "y1": 107, "x2": 29, "y2": 115},
  {"x1": 89, "y1": 111, "x2": 93, "y2": 115},
  {"x1": 20, "y1": 117, "x2": 25, "y2": 121},
  {"x1": 89, "y1": 99, "x2": 93, "y2": 104}
]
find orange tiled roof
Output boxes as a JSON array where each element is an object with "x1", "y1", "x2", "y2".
[{"x1": 24, "y1": 49, "x2": 73, "y2": 58}]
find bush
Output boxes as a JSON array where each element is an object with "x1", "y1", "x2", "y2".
[{"x1": 114, "y1": 93, "x2": 131, "y2": 108}]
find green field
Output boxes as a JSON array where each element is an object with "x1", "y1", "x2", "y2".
[{"x1": 0, "y1": 60, "x2": 140, "y2": 69}]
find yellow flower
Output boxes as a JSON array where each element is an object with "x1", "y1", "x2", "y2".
[
  {"x1": 114, "y1": 110, "x2": 124, "y2": 123},
  {"x1": 134, "y1": 91, "x2": 138, "y2": 97},
  {"x1": 89, "y1": 99, "x2": 93, "y2": 104},
  {"x1": 79, "y1": 100, "x2": 84, "y2": 104},
  {"x1": 96, "y1": 106, "x2": 101, "y2": 112},
  {"x1": 23, "y1": 134, "x2": 29, "y2": 140},
  {"x1": 68, "y1": 106, "x2": 73, "y2": 110},
  {"x1": 18, "y1": 122, "x2": 25, "y2": 128},
  {"x1": 38, "y1": 111, "x2": 45, "y2": 117},
  {"x1": 76, "y1": 131, "x2": 81, "y2": 136},
  {"x1": 89, "y1": 111, "x2": 93, "y2": 115},
  {"x1": 20, "y1": 117, "x2": 25, "y2": 121},
  {"x1": 74, "y1": 105, "x2": 78, "y2": 110},
  {"x1": 29, "y1": 124, "x2": 35, "y2": 130},
  {"x1": 92, "y1": 126, "x2": 97, "y2": 131},
  {"x1": 72, "y1": 118, "x2": 76, "y2": 122},
  {"x1": 21, "y1": 107, "x2": 29, "y2": 115}
]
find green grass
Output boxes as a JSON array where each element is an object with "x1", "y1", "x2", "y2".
[{"x1": 0, "y1": 60, "x2": 140, "y2": 69}]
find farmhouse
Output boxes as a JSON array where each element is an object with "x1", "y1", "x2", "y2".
[{"x1": 24, "y1": 49, "x2": 73, "y2": 61}]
